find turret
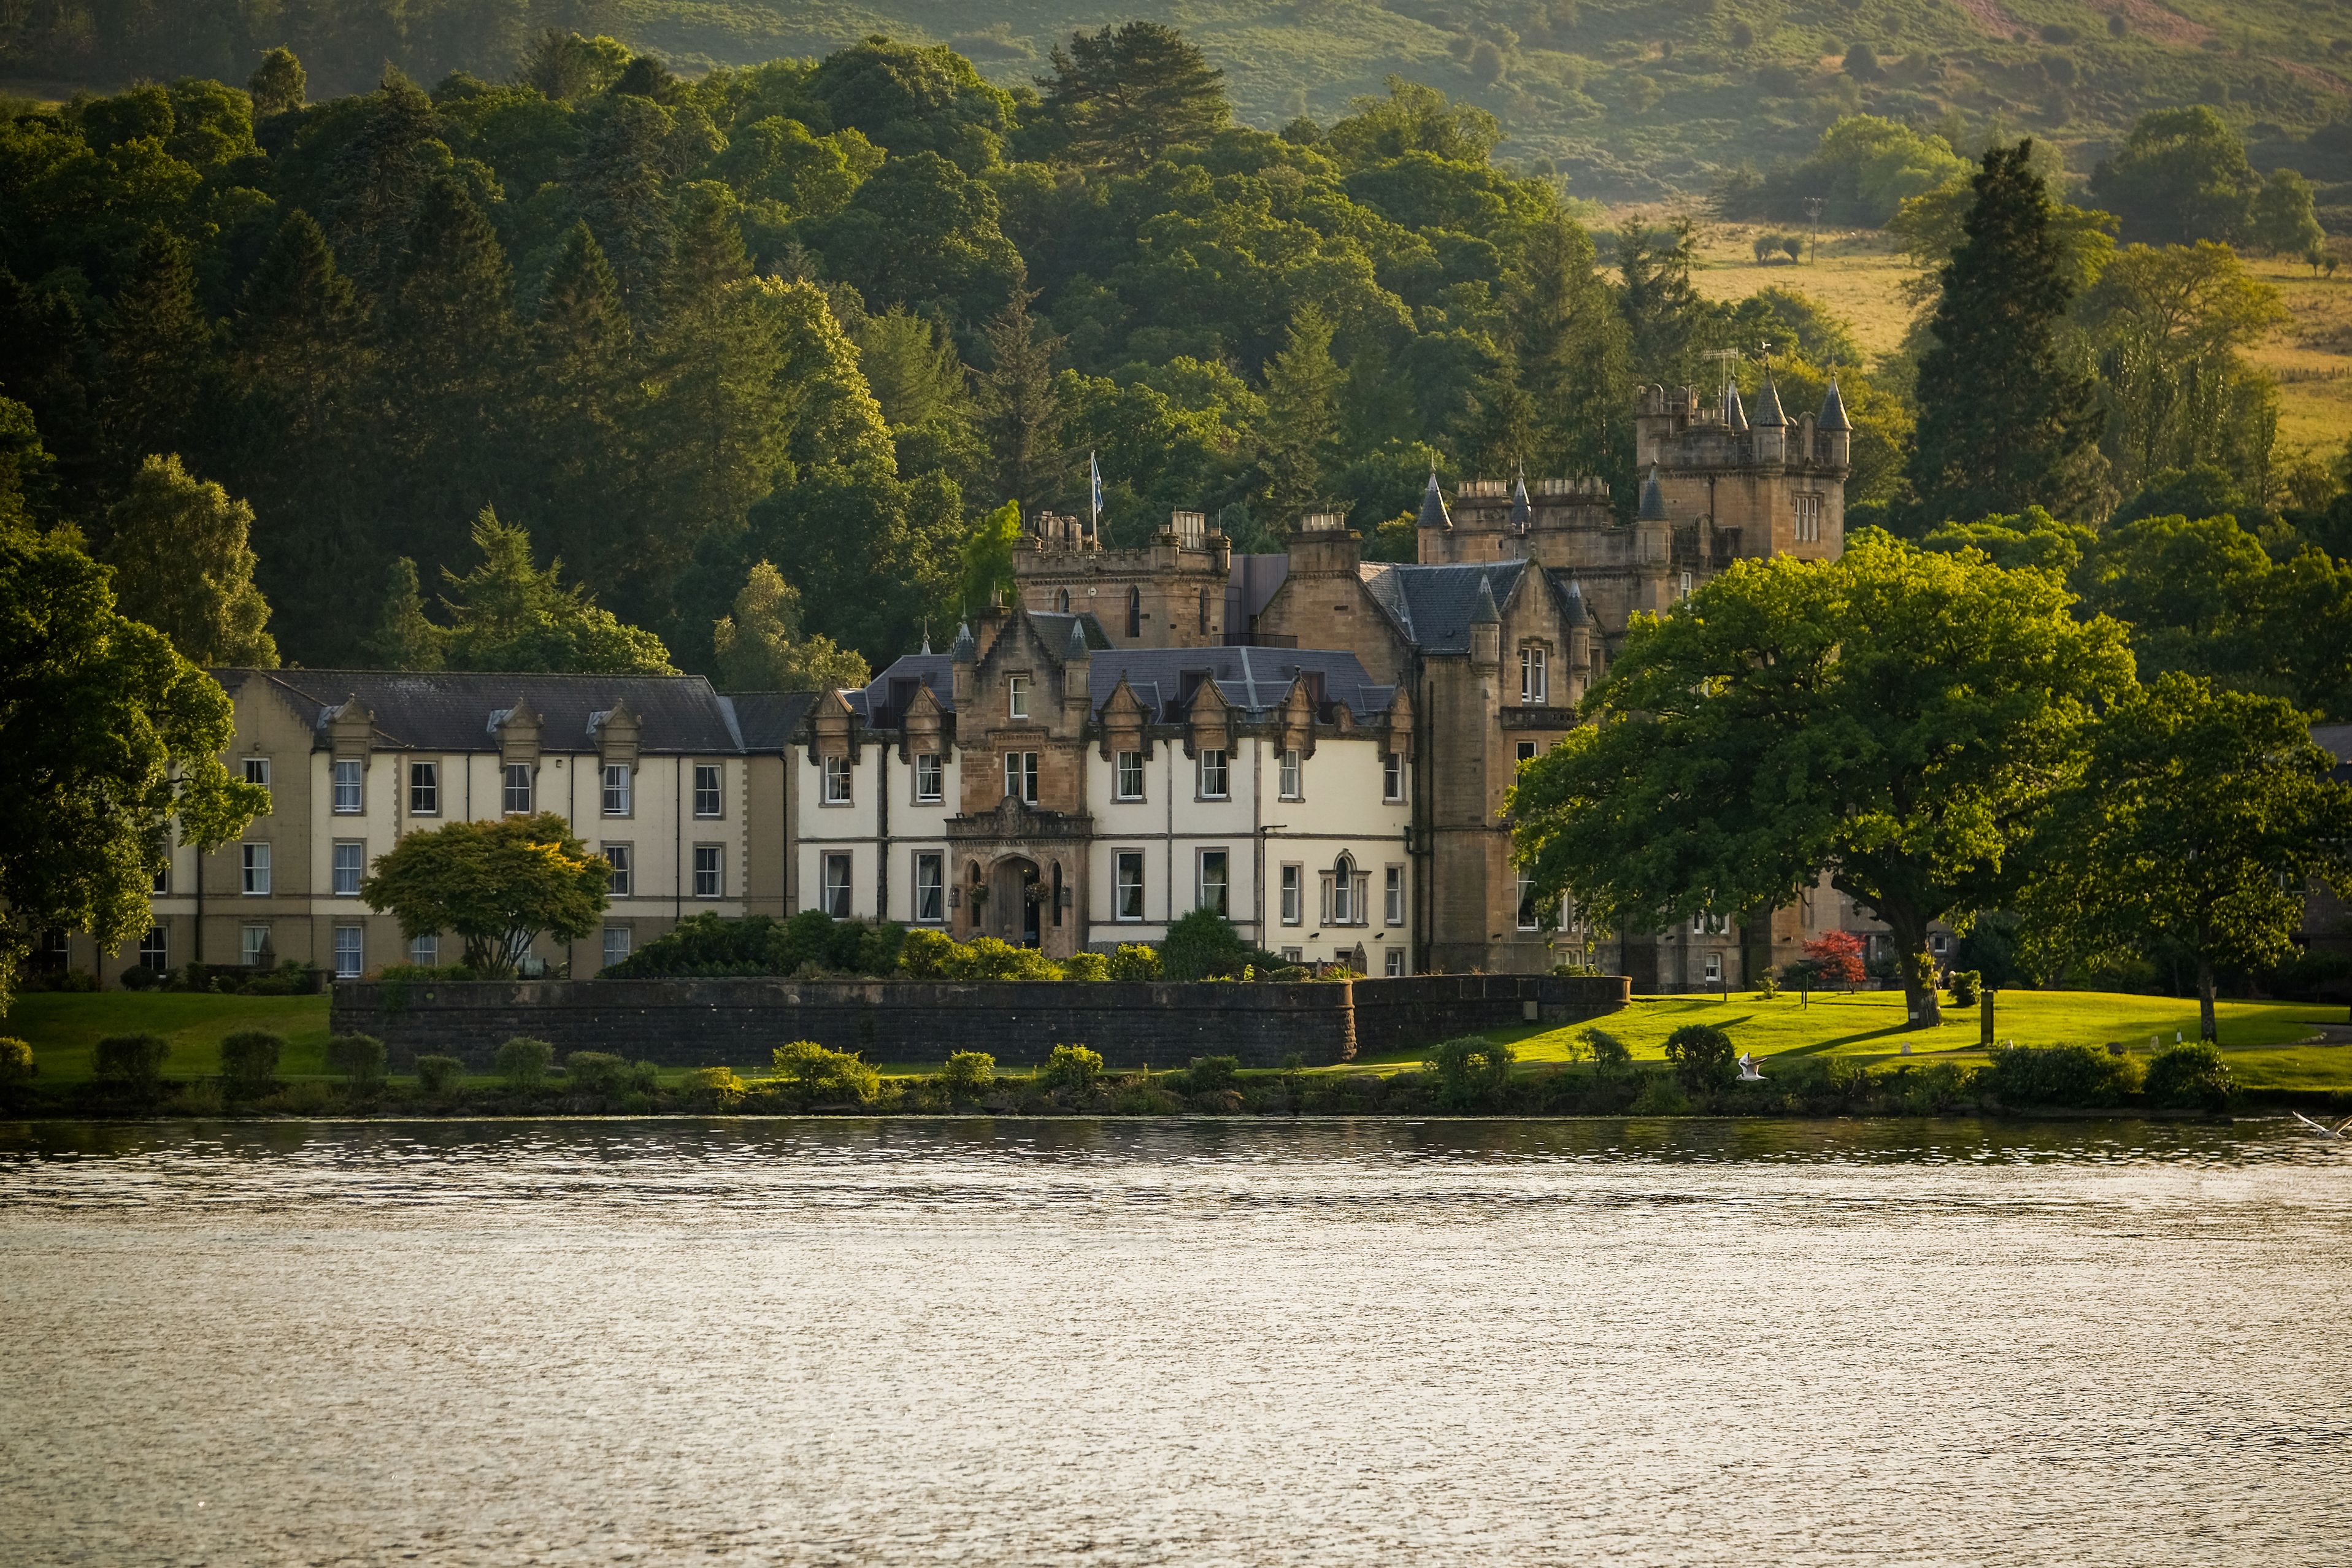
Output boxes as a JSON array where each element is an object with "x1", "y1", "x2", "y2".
[
  {"x1": 1817, "y1": 379, "x2": 1851, "y2": 469},
  {"x1": 950, "y1": 620, "x2": 977, "y2": 709},
  {"x1": 1469, "y1": 571, "x2": 1500, "y2": 671},
  {"x1": 1061, "y1": 615, "x2": 1091, "y2": 707},
  {"x1": 1509, "y1": 474, "x2": 1531, "y2": 533},
  {"x1": 1751, "y1": 372, "x2": 1787, "y2": 466},
  {"x1": 1415, "y1": 469, "x2": 1451, "y2": 532}
]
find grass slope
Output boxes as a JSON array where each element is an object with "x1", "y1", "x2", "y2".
[
  {"x1": 610, "y1": 0, "x2": 2351, "y2": 200},
  {"x1": 7, "y1": 986, "x2": 2347, "y2": 1093}
]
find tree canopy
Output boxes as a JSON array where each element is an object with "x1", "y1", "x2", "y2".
[{"x1": 361, "y1": 812, "x2": 611, "y2": 977}]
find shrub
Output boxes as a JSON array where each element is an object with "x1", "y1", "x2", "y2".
[
  {"x1": 2145, "y1": 1042, "x2": 2232, "y2": 1110},
  {"x1": 564, "y1": 1050, "x2": 631, "y2": 1095},
  {"x1": 899, "y1": 927, "x2": 959, "y2": 978},
  {"x1": 1061, "y1": 950, "x2": 1109, "y2": 981},
  {"x1": 937, "y1": 1050, "x2": 996, "y2": 1099},
  {"x1": 325, "y1": 1032, "x2": 387, "y2": 1087},
  {"x1": 120, "y1": 963, "x2": 163, "y2": 991},
  {"x1": 1111, "y1": 1082, "x2": 1183, "y2": 1115},
  {"x1": 218, "y1": 1030, "x2": 284, "y2": 1097},
  {"x1": 1754, "y1": 972, "x2": 1779, "y2": 999},
  {"x1": 1629, "y1": 1073, "x2": 1691, "y2": 1114},
  {"x1": 1985, "y1": 1043, "x2": 2142, "y2": 1107},
  {"x1": 415, "y1": 1055, "x2": 466, "y2": 1095},
  {"x1": 1106, "y1": 944, "x2": 1162, "y2": 982},
  {"x1": 1662, "y1": 1024, "x2": 1737, "y2": 1093},
  {"x1": 1039, "y1": 1042, "x2": 1103, "y2": 1092},
  {"x1": 1161, "y1": 909, "x2": 1249, "y2": 981},
  {"x1": 609, "y1": 910, "x2": 907, "y2": 978},
  {"x1": 171, "y1": 1078, "x2": 225, "y2": 1115},
  {"x1": 1186, "y1": 1055, "x2": 1242, "y2": 1094},
  {"x1": 1580, "y1": 1026, "x2": 1632, "y2": 1067},
  {"x1": 771, "y1": 1040, "x2": 880, "y2": 1103},
  {"x1": 1947, "y1": 969, "x2": 1980, "y2": 1007},
  {"x1": 0, "y1": 1036, "x2": 34, "y2": 1093},
  {"x1": 496, "y1": 1036, "x2": 555, "y2": 1090},
  {"x1": 1427, "y1": 1034, "x2": 1514, "y2": 1105},
  {"x1": 954, "y1": 936, "x2": 1063, "y2": 981},
  {"x1": 686, "y1": 1065, "x2": 745, "y2": 1108},
  {"x1": 96, "y1": 1032, "x2": 172, "y2": 1085}
]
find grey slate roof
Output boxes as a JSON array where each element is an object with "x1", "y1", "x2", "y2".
[
  {"x1": 1638, "y1": 465, "x2": 1670, "y2": 521},
  {"x1": 857, "y1": 646, "x2": 1397, "y2": 723},
  {"x1": 726, "y1": 691, "x2": 819, "y2": 751},
  {"x1": 1415, "y1": 470, "x2": 1451, "y2": 529},
  {"x1": 1752, "y1": 375, "x2": 1788, "y2": 427},
  {"x1": 1358, "y1": 560, "x2": 1528, "y2": 654},
  {"x1": 1024, "y1": 610, "x2": 1113, "y2": 652},
  {"x1": 850, "y1": 656, "x2": 954, "y2": 725},
  {"x1": 238, "y1": 669, "x2": 746, "y2": 754},
  {"x1": 1818, "y1": 379, "x2": 1851, "y2": 431}
]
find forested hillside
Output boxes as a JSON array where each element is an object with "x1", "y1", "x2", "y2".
[
  {"x1": 7, "y1": 0, "x2": 2350, "y2": 208},
  {"x1": 2, "y1": 21, "x2": 2350, "y2": 719}
]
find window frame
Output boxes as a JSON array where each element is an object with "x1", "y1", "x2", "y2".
[
  {"x1": 1197, "y1": 748, "x2": 1229, "y2": 801},
  {"x1": 1385, "y1": 948, "x2": 1405, "y2": 977},
  {"x1": 692, "y1": 843, "x2": 723, "y2": 899},
  {"x1": 1113, "y1": 850, "x2": 1145, "y2": 922},
  {"x1": 242, "y1": 757, "x2": 270, "y2": 790},
  {"x1": 409, "y1": 932, "x2": 440, "y2": 967},
  {"x1": 1278, "y1": 748, "x2": 1301, "y2": 801},
  {"x1": 331, "y1": 839, "x2": 364, "y2": 897},
  {"x1": 693, "y1": 763, "x2": 723, "y2": 819},
  {"x1": 332, "y1": 924, "x2": 363, "y2": 980},
  {"x1": 1007, "y1": 674, "x2": 1030, "y2": 720},
  {"x1": 913, "y1": 850, "x2": 946, "y2": 923},
  {"x1": 602, "y1": 843, "x2": 633, "y2": 899},
  {"x1": 1383, "y1": 753, "x2": 1405, "y2": 803},
  {"x1": 1280, "y1": 863, "x2": 1302, "y2": 926},
  {"x1": 1517, "y1": 872, "x2": 1540, "y2": 932},
  {"x1": 1519, "y1": 644, "x2": 1547, "y2": 705},
  {"x1": 138, "y1": 924, "x2": 168, "y2": 971},
  {"x1": 1115, "y1": 750, "x2": 1145, "y2": 801},
  {"x1": 240, "y1": 923, "x2": 269, "y2": 967},
  {"x1": 331, "y1": 757, "x2": 364, "y2": 815},
  {"x1": 1385, "y1": 864, "x2": 1404, "y2": 926},
  {"x1": 502, "y1": 762, "x2": 533, "y2": 815},
  {"x1": 601, "y1": 926, "x2": 631, "y2": 970},
  {"x1": 152, "y1": 864, "x2": 170, "y2": 896},
  {"x1": 1004, "y1": 751, "x2": 1039, "y2": 804},
  {"x1": 821, "y1": 852, "x2": 853, "y2": 918},
  {"x1": 240, "y1": 841, "x2": 271, "y2": 896},
  {"x1": 822, "y1": 753, "x2": 853, "y2": 805},
  {"x1": 1197, "y1": 848, "x2": 1230, "y2": 917},
  {"x1": 602, "y1": 763, "x2": 632, "y2": 817},
  {"x1": 408, "y1": 759, "x2": 439, "y2": 816},
  {"x1": 913, "y1": 752, "x2": 943, "y2": 804}
]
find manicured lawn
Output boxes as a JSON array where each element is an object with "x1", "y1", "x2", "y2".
[
  {"x1": 6, "y1": 992, "x2": 335, "y2": 1083},
  {"x1": 1353, "y1": 988, "x2": 2352, "y2": 1091}
]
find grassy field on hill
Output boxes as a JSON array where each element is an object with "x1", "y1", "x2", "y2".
[
  {"x1": 601, "y1": 0, "x2": 2352, "y2": 199},
  {"x1": 7, "y1": 986, "x2": 2346, "y2": 1093}
]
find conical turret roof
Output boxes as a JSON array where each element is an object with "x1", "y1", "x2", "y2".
[
  {"x1": 1562, "y1": 577, "x2": 1588, "y2": 626},
  {"x1": 1510, "y1": 473, "x2": 1532, "y2": 531},
  {"x1": 1416, "y1": 469, "x2": 1451, "y2": 529},
  {"x1": 1063, "y1": 615, "x2": 1091, "y2": 660},
  {"x1": 1817, "y1": 377, "x2": 1851, "y2": 432},
  {"x1": 1724, "y1": 383, "x2": 1748, "y2": 432},
  {"x1": 950, "y1": 620, "x2": 977, "y2": 661},
  {"x1": 1637, "y1": 464, "x2": 1670, "y2": 522},
  {"x1": 1752, "y1": 374, "x2": 1787, "y2": 428},
  {"x1": 1470, "y1": 572, "x2": 1501, "y2": 625}
]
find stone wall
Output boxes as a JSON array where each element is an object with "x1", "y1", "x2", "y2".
[{"x1": 334, "y1": 972, "x2": 1629, "y2": 1071}]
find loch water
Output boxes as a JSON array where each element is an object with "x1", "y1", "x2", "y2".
[{"x1": 2, "y1": 1116, "x2": 2346, "y2": 1566}]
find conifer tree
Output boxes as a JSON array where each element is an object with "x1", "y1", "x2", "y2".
[
  {"x1": 1042, "y1": 22, "x2": 1231, "y2": 170},
  {"x1": 975, "y1": 284, "x2": 1064, "y2": 513},
  {"x1": 319, "y1": 69, "x2": 445, "y2": 296},
  {"x1": 102, "y1": 454, "x2": 279, "y2": 667},
  {"x1": 371, "y1": 556, "x2": 444, "y2": 670},
  {"x1": 1256, "y1": 307, "x2": 1344, "y2": 526},
  {"x1": 1507, "y1": 216, "x2": 1631, "y2": 495},
  {"x1": 248, "y1": 46, "x2": 307, "y2": 117},
  {"x1": 712, "y1": 560, "x2": 870, "y2": 691},
  {"x1": 1618, "y1": 218, "x2": 1728, "y2": 388},
  {"x1": 1907, "y1": 141, "x2": 2110, "y2": 526},
  {"x1": 438, "y1": 507, "x2": 674, "y2": 674},
  {"x1": 531, "y1": 222, "x2": 640, "y2": 592},
  {"x1": 100, "y1": 231, "x2": 212, "y2": 486}
]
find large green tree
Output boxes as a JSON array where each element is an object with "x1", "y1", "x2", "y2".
[
  {"x1": 101, "y1": 453, "x2": 279, "y2": 667},
  {"x1": 2089, "y1": 107, "x2": 2261, "y2": 246},
  {"x1": 437, "y1": 507, "x2": 675, "y2": 674},
  {"x1": 1040, "y1": 21, "x2": 1230, "y2": 172},
  {"x1": 361, "y1": 812, "x2": 610, "y2": 978},
  {"x1": 2021, "y1": 673, "x2": 2352, "y2": 1039},
  {"x1": 712, "y1": 560, "x2": 870, "y2": 691},
  {"x1": 1509, "y1": 532, "x2": 2135, "y2": 1026},
  {"x1": 1907, "y1": 141, "x2": 2108, "y2": 526},
  {"x1": 975, "y1": 285, "x2": 1065, "y2": 515},
  {"x1": 0, "y1": 530, "x2": 268, "y2": 1009}
]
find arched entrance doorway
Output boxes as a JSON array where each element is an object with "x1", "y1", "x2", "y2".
[{"x1": 988, "y1": 856, "x2": 1042, "y2": 947}]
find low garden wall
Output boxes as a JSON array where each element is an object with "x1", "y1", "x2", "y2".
[{"x1": 334, "y1": 972, "x2": 1631, "y2": 1070}]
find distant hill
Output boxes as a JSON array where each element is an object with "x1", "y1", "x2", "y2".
[{"x1": 7, "y1": 0, "x2": 2350, "y2": 204}]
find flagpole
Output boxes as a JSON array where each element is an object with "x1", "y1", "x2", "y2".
[{"x1": 1089, "y1": 450, "x2": 1103, "y2": 545}]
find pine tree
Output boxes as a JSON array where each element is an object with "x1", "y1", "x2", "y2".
[
  {"x1": 530, "y1": 222, "x2": 642, "y2": 593},
  {"x1": 248, "y1": 46, "x2": 307, "y2": 118},
  {"x1": 712, "y1": 560, "x2": 871, "y2": 691},
  {"x1": 1043, "y1": 22, "x2": 1230, "y2": 171},
  {"x1": 1907, "y1": 141, "x2": 2110, "y2": 526},
  {"x1": 100, "y1": 230, "x2": 212, "y2": 487},
  {"x1": 975, "y1": 285, "x2": 1064, "y2": 513},
  {"x1": 370, "y1": 556, "x2": 444, "y2": 669},
  {"x1": 319, "y1": 69, "x2": 445, "y2": 296},
  {"x1": 1619, "y1": 218, "x2": 1729, "y2": 388},
  {"x1": 438, "y1": 507, "x2": 675, "y2": 674},
  {"x1": 1508, "y1": 216, "x2": 1632, "y2": 494},
  {"x1": 1257, "y1": 306, "x2": 1344, "y2": 526},
  {"x1": 102, "y1": 454, "x2": 279, "y2": 667}
]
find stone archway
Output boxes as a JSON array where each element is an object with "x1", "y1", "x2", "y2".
[{"x1": 986, "y1": 855, "x2": 1042, "y2": 948}]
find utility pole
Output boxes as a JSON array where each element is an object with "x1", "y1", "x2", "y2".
[{"x1": 1802, "y1": 196, "x2": 1824, "y2": 264}]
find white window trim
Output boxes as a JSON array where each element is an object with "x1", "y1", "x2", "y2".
[
  {"x1": 409, "y1": 759, "x2": 440, "y2": 816},
  {"x1": 1280, "y1": 863, "x2": 1302, "y2": 926},
  {"x1": 1197, "y1": 847, "x2": 1231, "y2": 917},
  {"x1": 1197, "y1": 748, "x2": 1229, "y2": 801},
  {"x1": 331, "y1": 758, "x2": 364, "y2": 815},
  {"x1": 821, "y1": 753, "x2": 853, "y2": 806},
  {"x1": 821, "y1": 852, "x2": 853, "y2": 918},
  {"x1": 602, "y1": 763, "x2": 633, "y2": 817},
  {"x1": 913, "y1": 753, "x2": 943, "y2": 804},
  {"x1": 1115, "y1": 750, "x2": 1145, "y2": 802},
  {"x1": 241, "y1": 841, "x2": 271, "y2": 896},
  {"x1": 331, "y1": 840, "x2": 364, "y2": 897},
  {"x1": 693, "y1": 763, "x2": 724, "y2": 820},
  {"x1": 691, "y1": 843, "x2": 724, "y2": 899},
  {"x1": 603, "y1": 844, "x2": 633, "y2": 899},
  {"x1": 1113, "y1": 850, "x2": 1147, "y2": 922},
  {"x1": 1007, "y1": 674, "x2": 1030, "y2": 720},
  {"x1": 913, "y1": 850, "x2": 946, "y2": 924}
]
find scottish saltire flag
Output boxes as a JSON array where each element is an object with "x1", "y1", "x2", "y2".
[{"x1": 1090, "y1": 451, "x2": 1104, "y2": 525}]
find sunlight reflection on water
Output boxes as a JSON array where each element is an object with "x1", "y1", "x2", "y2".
[{"x1": 2, "y1": 1117, "x2": 2345, "y2": 1566}]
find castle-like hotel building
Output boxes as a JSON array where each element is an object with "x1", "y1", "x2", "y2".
[{"x1": 56, "y1": 381, "x2": 1912, "y2": 990}]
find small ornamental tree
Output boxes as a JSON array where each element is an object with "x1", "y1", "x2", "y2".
[
  {"x1": 361, "y1": 813, "x2": 609, "y2": 977},
  {"x1": 1804, "y1": 931, "x2": 1866, "y2": 991}
]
